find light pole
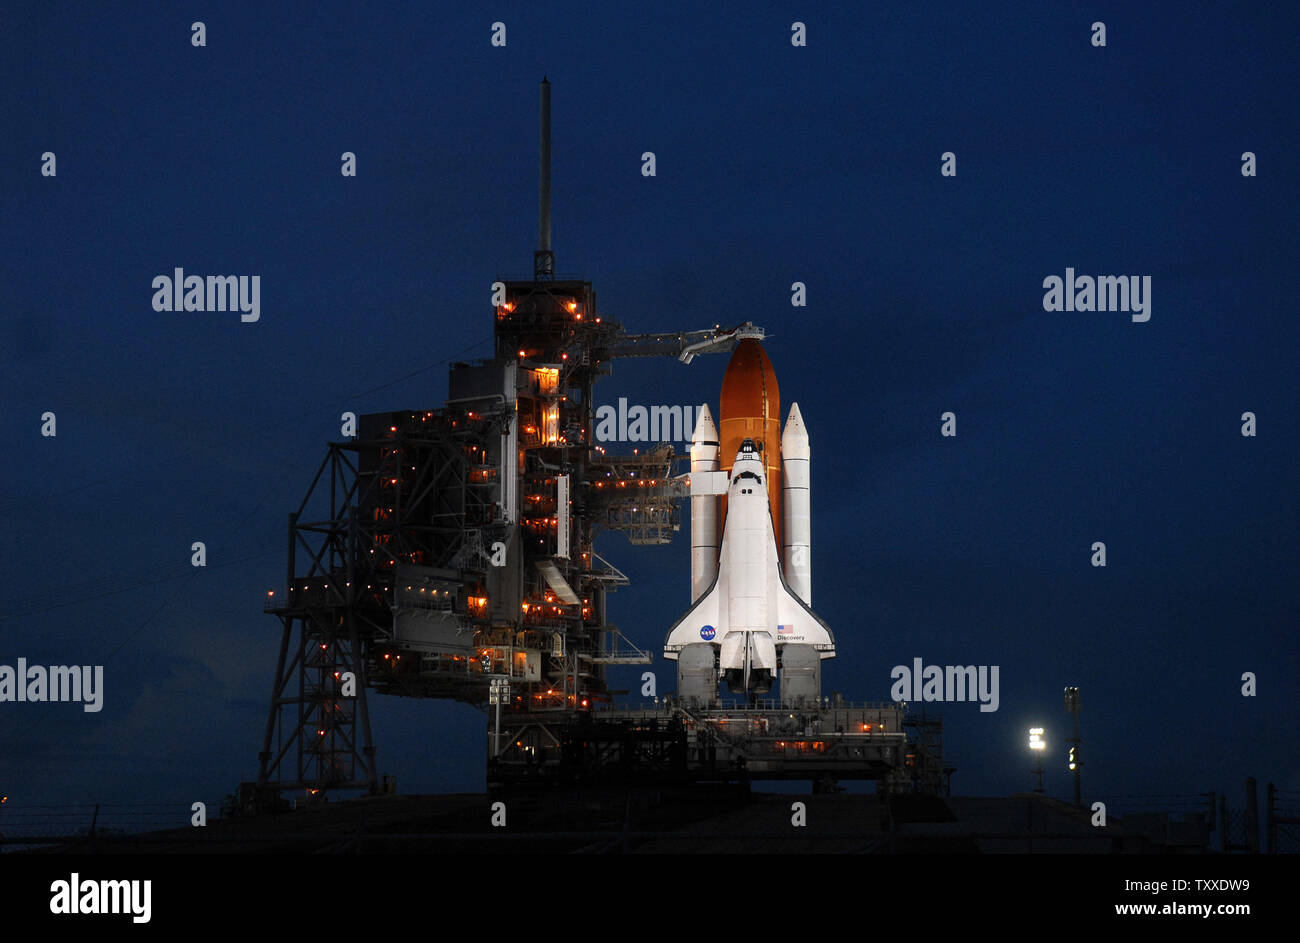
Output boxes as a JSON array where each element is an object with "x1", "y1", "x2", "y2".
[
  {"x1": 1064, "y1": 686, "x2": 1082, "y2": 806},
  {"x1": 489, "y1": 678, "x2": 510, "y2": 757},
  {"x1": 1028, "y1": 727, "x2": 1046, "y2": 793}
]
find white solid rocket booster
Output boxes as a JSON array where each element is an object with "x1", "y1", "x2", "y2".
[
  {"x1": 780, "y1": 402, "x2": 811, "y2": 605},
  {"x1": 689, "y1": 404, "x2": 720, "y2": 603}
]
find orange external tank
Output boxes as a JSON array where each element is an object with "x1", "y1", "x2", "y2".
[{"x1": 717, "y1": 339, "x2": 782, "y2": 551}]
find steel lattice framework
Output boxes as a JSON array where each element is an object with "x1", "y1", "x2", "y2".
[{"x1": 255, "y1": 413, "x2": 503, "y2": 800}]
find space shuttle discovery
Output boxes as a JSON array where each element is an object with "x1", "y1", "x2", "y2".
[{"x1": 665, "y1": 340, "x2": 835, "y2": 702}]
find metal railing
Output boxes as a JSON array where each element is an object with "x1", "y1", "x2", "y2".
[{"x1": 0, "y1": 801, "x2": 220, "y2": 850}]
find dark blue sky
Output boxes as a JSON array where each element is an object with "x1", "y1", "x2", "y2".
[{"x1": 2, "y1": 2, "x2": 1296, "y2": 814}]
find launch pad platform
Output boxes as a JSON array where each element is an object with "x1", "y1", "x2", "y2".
[
  {"x1": 488, "y1": 700, "x2": 943, "y2": 794},
  {"x1": 244, "y1": 83, "x2": 951, "y2": 808}
]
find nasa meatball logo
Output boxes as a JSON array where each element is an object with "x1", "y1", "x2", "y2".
[{"x1": 700, "y1": 624, "x2": 716, "y2": 641}]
